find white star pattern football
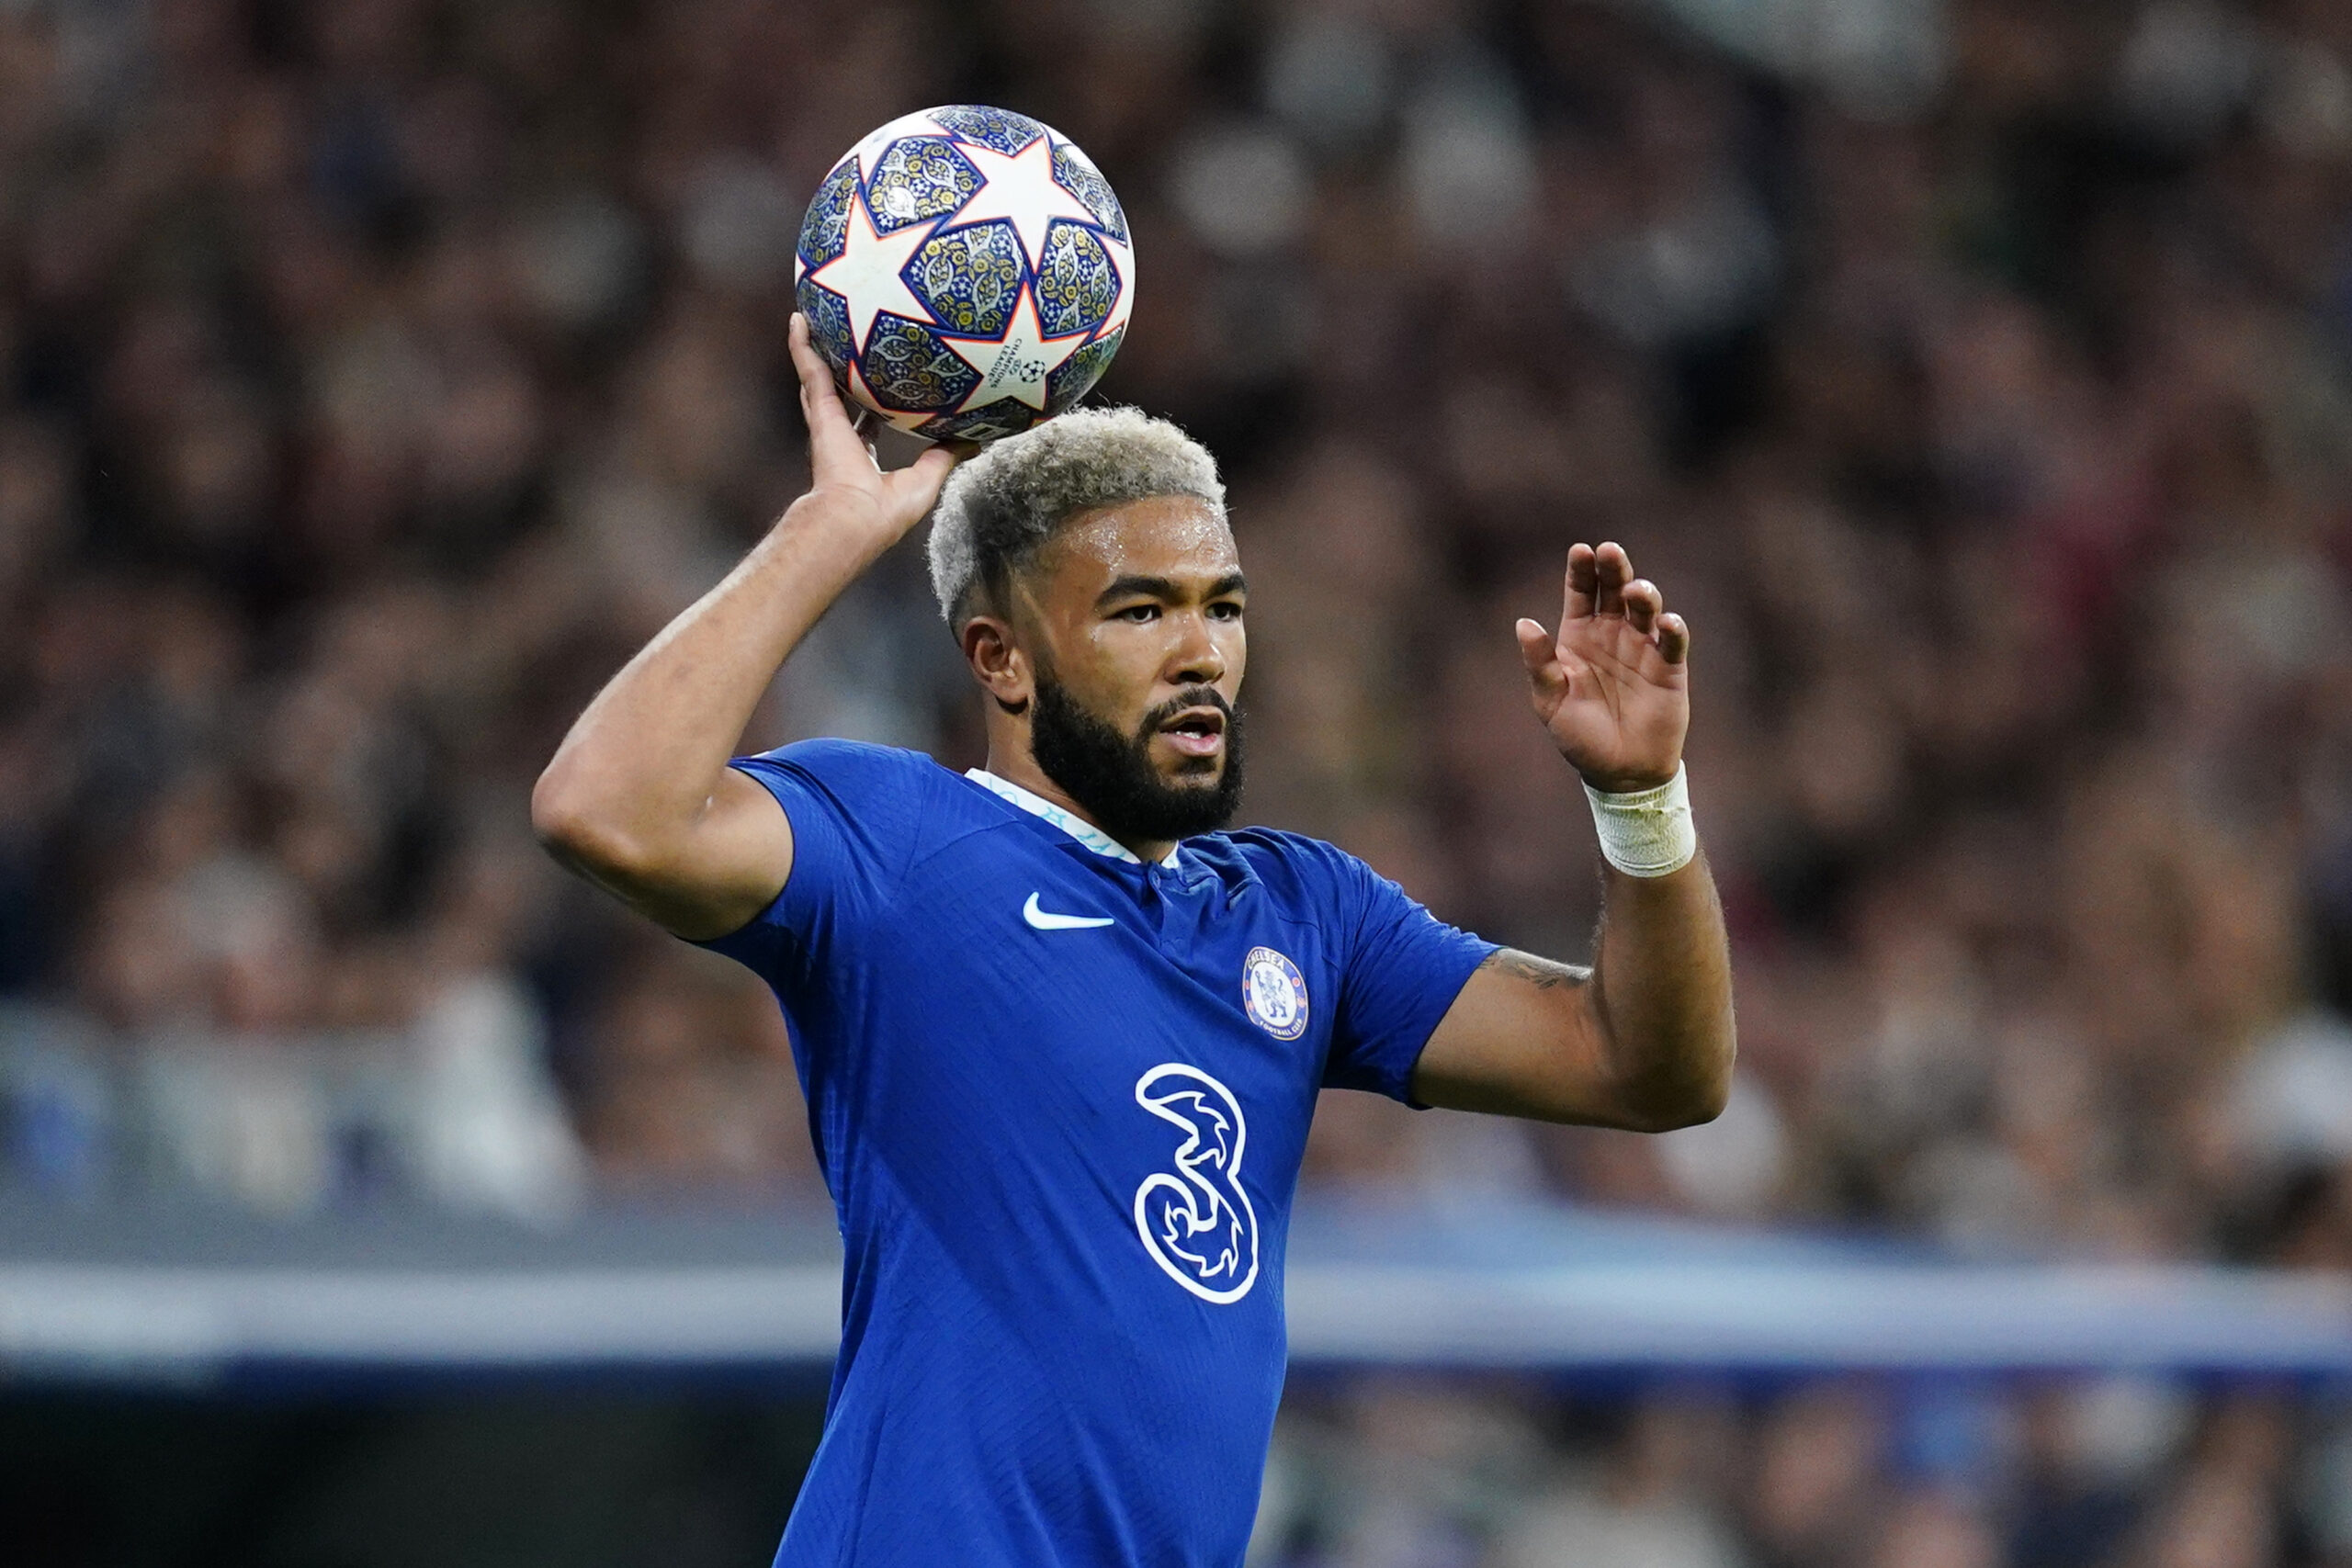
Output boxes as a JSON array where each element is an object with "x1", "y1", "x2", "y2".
[{"x1": 794, "y1": 106, "x2": 1134, "y2": 445}]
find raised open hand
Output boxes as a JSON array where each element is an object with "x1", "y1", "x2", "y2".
[
  {"x1": 786, "y1": 312, "x2": 959, "y2": 543},
  {"x1": 1514, "y1": 542, "x2": 1690, "y2": 793}
]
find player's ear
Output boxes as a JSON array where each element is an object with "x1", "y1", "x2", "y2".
[{"x1": 960, "y1": 614, "x2": 1031, "y2": 716}]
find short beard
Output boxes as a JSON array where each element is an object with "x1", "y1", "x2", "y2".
[{"x1": 1029, "y1": 675, "x2": 1244, "y2": 846}]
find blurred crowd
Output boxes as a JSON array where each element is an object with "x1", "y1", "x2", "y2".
[
  {"x1": 0, "y1": 0, "x2": 2350, "y2": 1560},
  {"x1": 1254, "y1": 1374, "x2": 2352, "y2": 1568}
]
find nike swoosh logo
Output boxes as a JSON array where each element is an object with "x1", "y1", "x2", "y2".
[{"x1": 1023, "y1": 893, "x2": 1114, "y2": 931}]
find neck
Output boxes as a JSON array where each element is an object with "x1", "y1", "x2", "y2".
[{"x1": 980, "y1": 741, "x2": 1176, "y2": 866}]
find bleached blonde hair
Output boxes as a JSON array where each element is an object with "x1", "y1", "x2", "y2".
[{"x1": 925, "y1": 406, "x2": 1227, "y2": 626}]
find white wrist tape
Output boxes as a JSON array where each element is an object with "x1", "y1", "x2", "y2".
[{"x1": 1583, "y1": 765, "x2": 1697, "y2": 877}]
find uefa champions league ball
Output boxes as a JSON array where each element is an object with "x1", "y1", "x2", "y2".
[{"x1": 795, "y1": 106, "x2": 1135, "y2": 445}]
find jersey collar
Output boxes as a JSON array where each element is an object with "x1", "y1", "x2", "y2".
[{"x1": 966, "y1": 769, "x2": 1182, "y2": 869}]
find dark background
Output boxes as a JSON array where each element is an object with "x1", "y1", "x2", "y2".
[{"x1": 2, "y1": 1388, "x2": 825, "y2": 1568}]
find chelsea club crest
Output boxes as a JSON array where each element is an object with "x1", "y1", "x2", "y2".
[{"x1": 1241, "y1": 947, "x2": 1307, "y2": 1041}]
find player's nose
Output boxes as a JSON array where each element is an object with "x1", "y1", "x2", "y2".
[{"x1": 1164, "y1": 612, "x2": 1226, "y2": 687}]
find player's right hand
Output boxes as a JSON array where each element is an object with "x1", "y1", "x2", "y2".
[{"x1": 787, "y1": 311, "x2": 961, "y2": 544}]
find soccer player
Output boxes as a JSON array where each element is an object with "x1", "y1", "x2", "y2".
[{"x1": 532, "y1": 315, "x2": 1735, "y2": 1566}]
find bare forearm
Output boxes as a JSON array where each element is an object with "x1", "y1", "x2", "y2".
[
  {"x1": 1418, "y1": 538, "x2": 1729, "y2": 1129},
  {"x1": 530, "y1": 311, "x2": 956, "y2": 934},
  {"x1": 1408, "y1": 855, "x2": 1734, "y2": 1129},
  {"x1": 1589, "y1": 852, "x2": 1736, "y2": 1130},
  {"x1": 534, "y1": 498, "x2": 888, "y2": 860}
]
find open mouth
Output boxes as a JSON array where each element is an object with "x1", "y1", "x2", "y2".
[{"x1": 1158, "y1": 707, "x2": 1227, "y2": 758}]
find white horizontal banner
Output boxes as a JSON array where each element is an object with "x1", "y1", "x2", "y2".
[
  {"x1": 2, "y1": 1258, "x2": 2347, "y2": 1380},
  {"x1": 1282, "y1": 1263, "x2": 2352, "y2": 1371},
  {"x1": 0, "y1": 1266, "x2": 843, "y2": 1375}
]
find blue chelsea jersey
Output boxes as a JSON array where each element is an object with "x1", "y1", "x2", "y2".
[{"x1": 698, "y1": 740, "x2": 1496, "y2": 1568}]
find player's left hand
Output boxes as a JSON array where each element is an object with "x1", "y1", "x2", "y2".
[{"x1": 1515, "y1": 541, "x2": 1690, "y2": 794}]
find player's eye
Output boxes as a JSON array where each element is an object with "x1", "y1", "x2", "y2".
[
  {"x1": 1115, "y1": 604, "x2": 1159, "y2": 623},
  {"x1": 1208, "y1": 600, "x2": 1243, "y2": 621}
]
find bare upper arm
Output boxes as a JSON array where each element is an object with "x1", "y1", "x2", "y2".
[
  {"x1": 543, "y1": 765, "x2": 797, "y2": 943},
  {"x1": 1408, "y1": 948, "x2": 1641, "y2": 1126}
]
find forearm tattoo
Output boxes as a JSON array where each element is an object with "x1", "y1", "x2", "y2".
[{"x1": 1483, "y1": 948, "x2": 1591, "y2": 991}]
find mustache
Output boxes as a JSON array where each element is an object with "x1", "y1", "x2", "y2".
[{"x1": 1137, "y1": 686, "x2": 1235, "y2": 735}]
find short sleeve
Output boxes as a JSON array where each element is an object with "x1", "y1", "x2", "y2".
[
  {"x1": 693, "y1": 739, "x2": 933, "y2": 977},
  {"x1": 1322, "y1": 852, "x2": 1499, "y2": 1104}
]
